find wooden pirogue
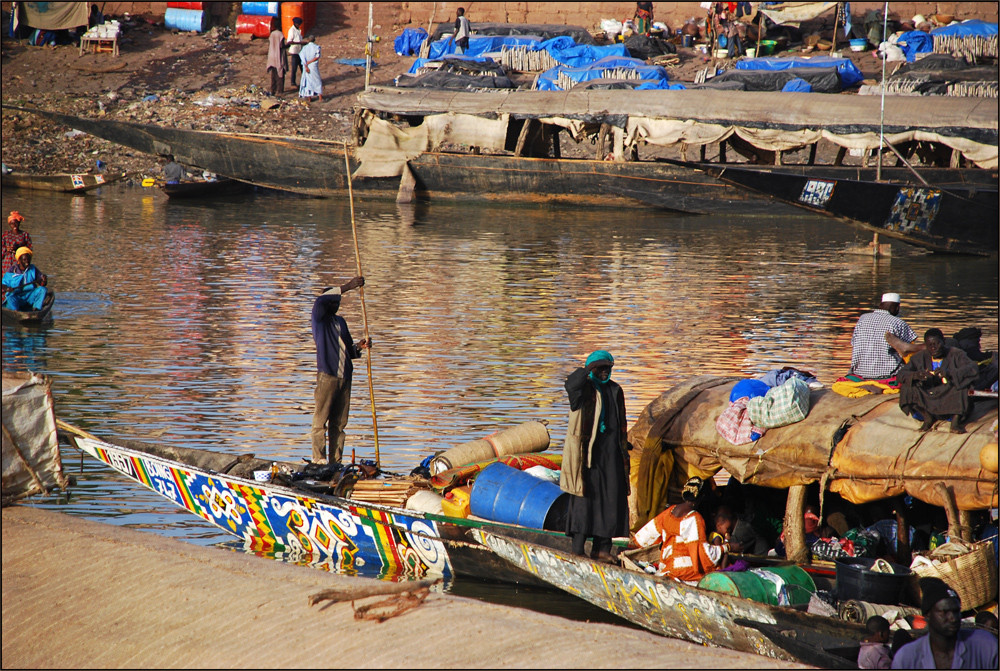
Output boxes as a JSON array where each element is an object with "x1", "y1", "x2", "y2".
[{"x1": 1, "y1": 171, "x2": 125, "y2": 192}]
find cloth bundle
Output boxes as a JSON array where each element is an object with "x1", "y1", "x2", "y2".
[
  {"x1": 716, "y1": 396, "x2": 767, "y2": 445},
  {"x1": 747, "y1": 377, "x2": 811, "y2": 428}
]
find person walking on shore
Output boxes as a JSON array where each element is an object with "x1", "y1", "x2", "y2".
[
  {"x1": 286, "y1": 16, "x2": 305, "y2": 87},
  {"x1": 298, "y1": 35, "x2": 323, "y2": 101},
  {"x1": 559, "y1": 350, "x2": 630, "y2": 562},
  {"x1": 310, "y1": 276, "x2": 370, "y2": 464},
  {"x1": 266, "y1": 27, "x2": 287, "y2": 95},
  {"x1": 2, "y1": 211, "x2": 32, "y2": 272}
]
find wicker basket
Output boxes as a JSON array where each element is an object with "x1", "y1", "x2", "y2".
[{"x1": 911, "y1": 541, "x2": 998, "y2": 610}]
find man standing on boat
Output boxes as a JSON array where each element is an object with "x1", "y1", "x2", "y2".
[
  {"x1": 2, "y1": 247, "x2": 47, "y2": 311},
  {"x1": 849, "y1": 293, "x2": 919, "y2": 380},
  {"x1": 891, "y1": 577, "x2": 998, "y2": 669},
  {"x1": 310, "y1": 277, "x2": 370, "y2": 465},
  {"x1": 560, "y1": 350, "x2": 630, "y2": 562},
  {"x1": 2, "y1": 211, "x2": 31, "y2": 272}
]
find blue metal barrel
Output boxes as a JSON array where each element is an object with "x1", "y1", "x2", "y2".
[
  {"x1": 241, "y1": 2, "x2": 280, "y2": 16},
  {"x1": 164, "y1": 8, "x2": 207, "y2": 32},
  {"x1": 469, "y1": 462, "x2": 565, "y2": 528}
]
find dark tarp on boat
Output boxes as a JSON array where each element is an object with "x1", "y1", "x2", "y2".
[
  {"x1": 699, "y1": 67, "x2": 843, "y2": 93},
  {"x1": 627, "y1": 376, "x2": 998, "y2": 530},
  {"x1": 428, "y1": 22, "x2": 596, "y2": 45}
]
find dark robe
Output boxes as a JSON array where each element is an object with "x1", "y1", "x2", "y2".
[
  {"x1": 898, "y1": 347, "x2": 978, "y2": 420},
  {"x1": 564, "y1": 367, "x2": 629, "y2": 539}
]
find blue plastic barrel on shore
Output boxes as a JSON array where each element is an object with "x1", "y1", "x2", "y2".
[
  {"x1": 469, "y1": 462, "x2": 565, "y2": 529},
  {"x1": 164, "y1": 7, "x2": 207, "y2": 32},
  {"x1": 242, "y1": 2, "x2": 280, "y2": 16}
]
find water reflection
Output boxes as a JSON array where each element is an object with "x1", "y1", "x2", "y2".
[{"x1": 3, "y1": 183, "x2": 997, "y2": 565}]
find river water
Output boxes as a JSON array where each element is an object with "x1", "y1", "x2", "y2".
[{"x1": 3, "y1": 183, "x2": 997, "y2": 619}]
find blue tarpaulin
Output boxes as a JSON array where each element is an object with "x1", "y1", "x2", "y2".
[
  {"x1": 781, "y1": 77, "x2": 812, "y2": 92},
  {"x1": 535, "y1": 55, "x2": 675, "y2": 91},
  {"x1": 894, "y1": 30, "x2": 934, "y2": 62},
  {"x1": 424, "y1": 34, "x2": 629, "y2": 67},
  {"x1": 930, "y1": 19, "x2": 998, "y2": 37},
  {"x1": 394, "y1": 27, "x2": 427, "y2": 56},
  {"x1": 734, "y1": 56, "x2": 864, "y2": 87}
]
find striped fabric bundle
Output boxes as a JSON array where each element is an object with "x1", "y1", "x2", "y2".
[{"x1": 747, "y1": 377, "x2": 810, "y2": 428}]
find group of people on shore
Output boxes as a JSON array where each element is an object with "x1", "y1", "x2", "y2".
[
  {"x1": 265, "y1": 16, "x2": 323, "y2": 101},
  {"x1": 2, "y1": 210, "x2": 48, "y2": 312}
]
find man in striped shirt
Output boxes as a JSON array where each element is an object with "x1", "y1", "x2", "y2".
[
  {"x1": 850, "y1": 292, "x2": 919, "y2": 380},
  {"x1": 311, "y1": 276, "x2": 370, "y2": 464}
]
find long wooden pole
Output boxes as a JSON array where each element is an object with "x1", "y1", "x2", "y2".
[
  {"x1": 343, "y1": 145, "x2": 380, "y2": 466},
  {"x1": 364, "y1": 2, "x2": 374, "y2": 91}
]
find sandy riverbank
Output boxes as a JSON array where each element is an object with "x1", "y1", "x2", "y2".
[{"x1": 2, "y1": 506, "x2": 808, "y2": 669}]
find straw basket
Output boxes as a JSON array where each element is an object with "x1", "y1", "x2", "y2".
[{"x1": 911, "y1": 541, "x2": 998, "y2": 610}]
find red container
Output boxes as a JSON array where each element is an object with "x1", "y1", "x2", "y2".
[
  {"x1": 235, "y1": 14, "x2": 279, "y2": 38},
  {"x1": 280, "y1": 2, "x2": 316, "y2": 38},
  {"x1": 166, "y1": 2, "x2": 204, "y2": 8}
]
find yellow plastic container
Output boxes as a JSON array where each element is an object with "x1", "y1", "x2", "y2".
[{"x1": 441, "y1": 486, "x2": 471, "y2": 518}]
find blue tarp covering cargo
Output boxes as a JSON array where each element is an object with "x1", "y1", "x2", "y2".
[
  {"x1": 427, "y1": 34, "x2": 540, "y2": 60},
  {"x1": 425, "y1": 34, "x2": 629, "y2": 67},
  {"x1": 734, "y1": 56, "x2": 864, "y2": 87},
  {"x1": 395, "y1": 27, "x2": 428, "y2": 56},
  {"x1": 535, "y1": 56, "x2": 674, "y2": 91},
  {"x1": 930, "y1": 19, "x2": 998, "y2": 38},
  {"x1": 894, "y1": 30, "x2": 934, "y2": 62}
]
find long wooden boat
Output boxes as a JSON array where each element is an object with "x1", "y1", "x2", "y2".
[
  {"x1": 1, "y1": 171, "x2": 125, "y2": 192},
  {"x1": 698, "y1": 162, "x2": 999, "y2": 255},
  {"x1": 1, "y1": 291, "x2": 54, "y2": 326},
  {"x1": 161, "y1": 177, "x2": 251, "y2": 199},
  {"x1": 476, "y1": 530, "x2": 867, "y2": 667},
  {"x1": 59, "y1": 424, "x2": 583, "y2": 585}
]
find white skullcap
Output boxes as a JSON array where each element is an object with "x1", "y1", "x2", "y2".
[
  {"x1": 912, "y1": 14, "x2": 926, "y2": 24},
  {"x1": 881, "y1": 292, "x2": 901, "y2": 304},
  {"x1": 322, "y1": 287, "x2": 342, "y2": 297}
]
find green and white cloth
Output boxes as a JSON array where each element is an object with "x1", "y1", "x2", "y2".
[{"x1": 747, "y1": 377, "x2": 810, "y2": 428}]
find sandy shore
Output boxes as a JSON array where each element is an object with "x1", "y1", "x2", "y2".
[{"x1": 2, "y1": 507, "x2": 809, "y2": 669}]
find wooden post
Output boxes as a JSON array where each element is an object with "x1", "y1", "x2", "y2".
[
  {"x1": 831, "y1": 2, "x2": 841, "y2": 53},
  {"x1": 895, "y1": 496, "x2": 911, "y2": 566},
  {"x1": 935, "y1": 481, "x2": 962, "y2": 541},
  {"x1": 680, "y1": 142, "x2": 688, "y2": 163},
  {"x1": 783, "y1": 485, "x2": 809, "y2": 564},
  {"x1": 700, "y1": 144, "x2": 707, "y2": 162},
  {"x1": 958, "y1": 510, "x2": 974, "y2": 542},
  {"x1": 719, "y1": 140, "x2": 727, "y2": 163},
  {"x1": 834, "y1": 146, "x2": 847, "y2": 166},
  {"x1": 515, "y1": 119, "x2": 533, "y2": 157},
  {"x1": 808, "y1": 142, "x2": 818, "y2": 165},
  {"x1": 551, "y1": 128, "x2": 561, "y2": 159}
]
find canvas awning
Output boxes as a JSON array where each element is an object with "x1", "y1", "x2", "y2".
[{"x1": 627, "y1": 376, "x2": 998, "y2": 530}]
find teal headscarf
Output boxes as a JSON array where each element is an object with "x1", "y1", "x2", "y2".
[{"x1": 585, "y1": 350, "x2": 614, "y2": 433}]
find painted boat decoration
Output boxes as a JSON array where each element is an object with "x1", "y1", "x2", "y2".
[
  {"x1": 476, "y1": 530, "x2": 867, "y2": 668},
  {"x1": 1, "y1": 171, "x2": 125, "y2": 193},
  {"x1": 1, "y1": 291, "x2": 54, "y2": 326},
  {"x1": 61, "y1": 426, "x2": 579, "y2": 584},
  {"x1": 698, "y1": 162, "x2": 999, "y2": 255}
]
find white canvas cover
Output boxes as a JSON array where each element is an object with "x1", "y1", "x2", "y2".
[{"x1": 2, "y1": 371, "x2": 67, "y2": 503}]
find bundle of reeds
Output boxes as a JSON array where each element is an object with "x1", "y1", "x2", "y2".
[
  {"x1": 600, "y1": 67, "x2": 645, "y2": 81},
  {"x1": 933, "y1": 34, "x2": 998, "y2": 59},
  {"x1": 348, "y1": 477, "x2": 429, "y2": 507},
  {"x1": 500, "y1": 45, "x2": 558, "y2": 73},
  {"x1": 948, "y1": 80, "x2": 998, "y2": 98}
]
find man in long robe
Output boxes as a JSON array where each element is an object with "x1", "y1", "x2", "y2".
[
  {"x1": 559, "y1": 350, "x2": 630, "y2": 562},
  {"x1": 298, "y1": 36, "x2": 322, "y2": 100},
  {"x1": 898, "y1": 328, "x2": 978, "y2": 433}
]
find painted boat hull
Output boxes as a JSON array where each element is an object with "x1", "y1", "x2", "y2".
[
  {"x1": 701, "y1": 162, "x2": 999, "y2": 255},
  {"x1": 66, "y1": 432, "x2": 576, "y2": 585},
  {"x1": 1, "y1": 171, "x2": 124, "y2": 192},
  {"x1": 1, "y1": 291, "x2": 54, "y2": 326},
  {"x1": 475, "y1": 530, "x2": 867, "y2": 667}
]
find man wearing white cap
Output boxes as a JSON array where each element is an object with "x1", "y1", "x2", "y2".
[{"x1": 849, "y1": 293, "x2": 918, "y2": 380}]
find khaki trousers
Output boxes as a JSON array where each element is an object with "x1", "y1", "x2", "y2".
[{"x1": 311, "y1": 372, "x2": 351, "y2": 463}]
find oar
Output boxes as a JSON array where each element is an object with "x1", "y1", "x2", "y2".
[{"x1": 343, "y1": 144, "x2": 380, "y2": 467}]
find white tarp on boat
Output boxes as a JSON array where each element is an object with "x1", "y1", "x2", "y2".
[{"x1": 2, "y1": 371, "x2": 67, "y2": 504}]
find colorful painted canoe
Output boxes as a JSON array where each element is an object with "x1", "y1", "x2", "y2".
[
  {"x1": 475, "y1": 530, "x2": 869, "y2": 668},
  {"x1": 62, "y1": 426, "x2": 581, "y2": 584},
  {"x1": 1, "y1": 171, "x2": 125, "y2": 192}
]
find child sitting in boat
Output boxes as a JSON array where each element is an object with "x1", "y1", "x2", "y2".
[{"x1": 633, "y1": 476, "x2": 725, "y2": 584}]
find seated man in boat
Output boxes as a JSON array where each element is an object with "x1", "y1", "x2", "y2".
[
  {"x1": 633, "y1": 477, "x2": 724, "y2": 584},
  {"x1": 849, "y1": 293, "x2": 919, "y2": 382},
  {"x1": 712, "y1": 504, "x2": 769, "y2": 557},
  {"x1": 161, "y1": 154, "x2": 186, "y2": 184},
  {"x1": 897, "y1": 328, "x2": 978, "y2": 434},
  {"x1": 2, "y1": 247, "x2": 48, "y2": 311}
]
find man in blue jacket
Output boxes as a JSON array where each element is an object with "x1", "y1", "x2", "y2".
[{"x1": 310, "y1": 276, "x2": 370, "y2": 464}]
